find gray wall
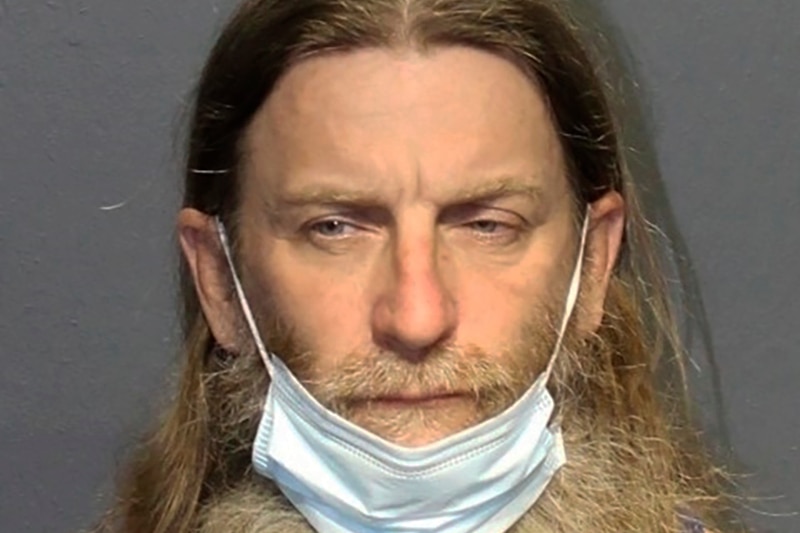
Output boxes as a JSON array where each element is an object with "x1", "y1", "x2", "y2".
[{"x1": 1, "y1": 1, "x2": 797, "y2": 532}]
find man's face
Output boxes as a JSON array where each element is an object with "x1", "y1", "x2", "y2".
[{"x1": 181, "y1": 46, "x2": 624, "y2": 447}]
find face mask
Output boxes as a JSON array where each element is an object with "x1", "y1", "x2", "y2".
[{"x1": 215, "y1": 211, "x2": 589, "y2": 533}]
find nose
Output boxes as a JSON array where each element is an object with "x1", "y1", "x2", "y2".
[{"x1": 371, "y1": 231, "x2": 457, "y2": 361}]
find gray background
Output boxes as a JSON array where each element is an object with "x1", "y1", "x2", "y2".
[{"x1": 1, "y1": 1, "x2": 797, "y2": 532}]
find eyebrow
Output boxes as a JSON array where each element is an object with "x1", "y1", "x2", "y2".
[
  {"x1": 272, "y1": 186, "x2": 385, "y2": 208},
  {"x1": 449, "y1": 176, "x2": 544, "y2": 205},
  {"x1": 271, "y1": 175, "x2": 545, "y2": 209}
]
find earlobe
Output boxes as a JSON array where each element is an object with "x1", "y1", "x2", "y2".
[
  {"x1": 178, "y1": 208, "x2": 241, "y2": 351},
  {"x1": 580, "y1": 192, "x2": 625, "y2": 333}
]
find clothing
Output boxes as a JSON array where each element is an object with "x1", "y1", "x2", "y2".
[{"x1": 681, "y1": 514, "x2": 706, "y2": 533}]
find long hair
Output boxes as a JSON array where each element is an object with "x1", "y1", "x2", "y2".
[{"x1": 94, "y1": 1, "x2": 740, "y2": 531}]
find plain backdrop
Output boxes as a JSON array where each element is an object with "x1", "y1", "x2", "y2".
[{"x1": 1, "y1": 1, "x2": 798, "y2": 532}]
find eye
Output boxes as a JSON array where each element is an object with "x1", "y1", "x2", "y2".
[
  {"x1": 467, "y1": 219, "x2": 503, "y2": 234},
  {"x1": 309, "y1": 219, "x2": 357, "y2": 238},
  {"x1": 461, "y1": 217, "x2": 524, "y2": 246}
]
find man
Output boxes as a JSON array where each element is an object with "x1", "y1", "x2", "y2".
[{"x1": 95, "y1": 0, "x2": 740, "y2": 531}]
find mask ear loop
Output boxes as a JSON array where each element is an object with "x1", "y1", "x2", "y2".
[
  {"x1": 214, "y1": 217, "x2": 275, "y2": 375},
  {"x1": 542, "y1": 207, "x2": 591, "y2": 383}
]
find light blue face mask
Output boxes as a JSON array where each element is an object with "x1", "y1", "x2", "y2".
[{"x1": 215, "y1": 211, "x2": 589, "y2": 533}]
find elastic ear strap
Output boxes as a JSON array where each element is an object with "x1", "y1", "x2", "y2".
[
  {"x1": 543, "y1": 210, "x2": 590, "y2": 382},
  {"x1": 214, "y1": 218, "x2": 273, "y2": 371}
]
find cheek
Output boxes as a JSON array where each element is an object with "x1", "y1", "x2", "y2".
[
  {"x1": 248, "y1": 240, "x2": 371, "y2": 374},
  {"x1": 454, "y1": 224, "x2": 574, "y2": 356},
  {"x1": 456, "y1": 260, "x2": 557, "y2": 353}
]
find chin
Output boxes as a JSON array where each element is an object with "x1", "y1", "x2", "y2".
[{"x1": 347, "y1": 398, "x2": 482, "y2": 447}]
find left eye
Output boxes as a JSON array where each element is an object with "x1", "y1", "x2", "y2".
[{"x1": 467, "y1": 220, "x2": 503, "y2": 233}]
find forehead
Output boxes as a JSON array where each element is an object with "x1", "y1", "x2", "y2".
[{"x1": 243, "y1": 46, "x2": 566, "y2": 201}]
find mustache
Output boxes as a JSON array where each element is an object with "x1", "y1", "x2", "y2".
[{"x1": 302, "y1": 344, "x2": 540, "y2": 414}]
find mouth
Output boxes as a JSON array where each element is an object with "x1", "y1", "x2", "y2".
[
  {"x1": 338, "y1": 392, "x2": 483, "y2": 446},
  {"x1": 351, "y1": 392, "x2": 471, "y2": 409}
]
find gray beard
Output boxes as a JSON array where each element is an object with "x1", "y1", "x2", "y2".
[
  {"x1": 196, "y1": 333, "x2": 704, "y2": 532},
  {"x1": 197, "y1": 478, "x2": 313, "y2": 533},
  {"x1": 195, "y1": 426, "x2": 696, "y2": 533}
]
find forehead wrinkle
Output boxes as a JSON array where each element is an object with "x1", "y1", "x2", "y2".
[{"x1": 262, "y1": 173, "x2": 549, "y2": 213}]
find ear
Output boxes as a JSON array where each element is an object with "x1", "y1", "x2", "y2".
[
  {"x1": 177, "y1": 208, "x2": 241, "y2": 351},
  {"x1": 579, "y1": 191, "x2": 625, "y2": 334}
]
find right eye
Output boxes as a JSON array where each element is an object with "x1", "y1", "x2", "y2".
[{"x1": 307, "y1": 219, "x2": 359, "y2": 238}]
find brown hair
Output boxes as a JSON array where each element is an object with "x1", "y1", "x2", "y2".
[{"x1": 94, "y1": 1, "x2": 741, "y2": 531}]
